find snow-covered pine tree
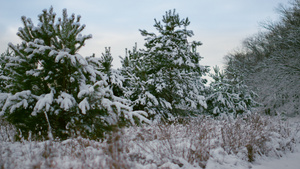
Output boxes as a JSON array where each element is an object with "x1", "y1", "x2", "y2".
[
  {"x1": 122, "y1": 10, "x2": 208, "y2": 120},
  {"x1": 85, "y1": 47, "x2": 145, "y2": 127},
  {"x1": 0, "y1": 49, "x2": 12, "y2": 116},
  {"x1": 206, "y1": 66, "x2": 258, "y2": 117},
  {"x1": 0, "y1": 7, "x2": 148, "y2": 140},
  {"x1": 98, "y1": 47, "x2": 125, "y2": 97},
  {"x1": 0, "y1": 49, "x2": 11, "y2": 93},
  {"x1": 121, "y1": 44, "x2": 157, "y2": 119}
]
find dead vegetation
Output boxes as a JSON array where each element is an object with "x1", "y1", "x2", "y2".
[{"x1": 0, "y1": 114, "x2": 299, "y2": 169}]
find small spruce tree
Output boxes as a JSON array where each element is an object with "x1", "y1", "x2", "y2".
[{"x1": 206, "y1": 66, "x2": 259, "y2": 117}]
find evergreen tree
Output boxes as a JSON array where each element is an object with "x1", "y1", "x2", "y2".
[
  {"x1": 121, "y1": 10, "x2": 208, "y2": 120},
  {"x1": 121, "y1": 44, "x2": 155, "y2": 117},
  {"x1": 206, "y1": 66, "x2": 258, "y2": 117},
  {"x1": 98, "y1": 47, "x2": 125, "y2": 97},
  {"x1": 0, "y1": 7, "x2": 148, "y2": 140},
  {"x1": 0, "y1": 49, "x2": 11, "y2": 93}
]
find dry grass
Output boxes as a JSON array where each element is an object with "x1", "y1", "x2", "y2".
[{"x1": 0, "y1": 114, "x2": 299, "y2": 169}]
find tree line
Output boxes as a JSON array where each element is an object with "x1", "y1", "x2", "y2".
[
  {"x1": 225, "y1": 0, "x2": 300, "y2": 116},
  {"x1": 4, "y1": 3, "x2": 296, "y2": 140}
]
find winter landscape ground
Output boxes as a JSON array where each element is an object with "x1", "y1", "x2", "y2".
[{"x1": 1, "y1": 114, "x2": 300, "y2": 169}]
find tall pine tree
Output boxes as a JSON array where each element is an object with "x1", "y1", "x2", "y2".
[{"x1": 122, "y1": 10, "x2": 208, "y2": 120}]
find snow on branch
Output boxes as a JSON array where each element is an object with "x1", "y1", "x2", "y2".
[
  {"x1": 56, "y1": 92, "x2": 77, "y2": 111},
  {"x1": 32, "y1": 91, "x2": 54, "y2": 116},
  {"x1": 1, "y1": 90, "x2": 32, "y2": 114}
]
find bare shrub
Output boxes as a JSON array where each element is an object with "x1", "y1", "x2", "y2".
[
  {"x1": 126, "y1": 114, "x2": 299, "y2": 168},
  {"x1": 184, "y1": 117, "x2": 219, "y2": 168},
  {"x1": 102, "y1": 130, "x2": 133, "y2": 169},
  {"x1": 128, "y1": 117, "x2": 221, "y2": 168},
  {"x1": 220, "y1": 114, "x2": 298, "y2": 162},
  {"x1": 0, "y1": 114, "x2": 298, "y2": 168},
  {"x1": 0, "y1": 117, "x2": 16, "y2": 142},
  {"x1": 220, "y1": 115, "x2": 271, "y2": 161}
]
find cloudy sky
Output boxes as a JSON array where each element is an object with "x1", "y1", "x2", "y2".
[{"x1": 0, "y1": 0, "x2": 290, "y2": 68}]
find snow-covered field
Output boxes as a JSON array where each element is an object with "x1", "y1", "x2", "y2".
[
  {"x1": 1, "y1": 114, "x2": 299, "y2": 169},
  {"x1": 251, "y1": 144, "x2": 300, "y2": 169}
]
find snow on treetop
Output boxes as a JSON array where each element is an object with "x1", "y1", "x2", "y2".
[{"x1": 72, "y1": 22, "x2": 80, "y2": 26}]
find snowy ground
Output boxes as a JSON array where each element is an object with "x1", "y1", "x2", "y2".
[
  {"x1": 206, "y1": 144, "x2": 300, "y2": 169},
  {"x1": 253, "y1": 116, "x2": 300, "y2": 169},
  {"x1": 1, "y1": 114, "x2": 299, "y2": 169},
  {"x1": 251, "y1": 144, "x2": 300, "y2": 169}
]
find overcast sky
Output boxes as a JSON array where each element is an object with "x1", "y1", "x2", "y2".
[{"x1": 0, "y1": 0, "x2": 290, "y2": 68}]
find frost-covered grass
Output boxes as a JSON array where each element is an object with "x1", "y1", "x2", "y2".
[{"x1": 0, "y1": 114, "x2": 299, "y2": 169}]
